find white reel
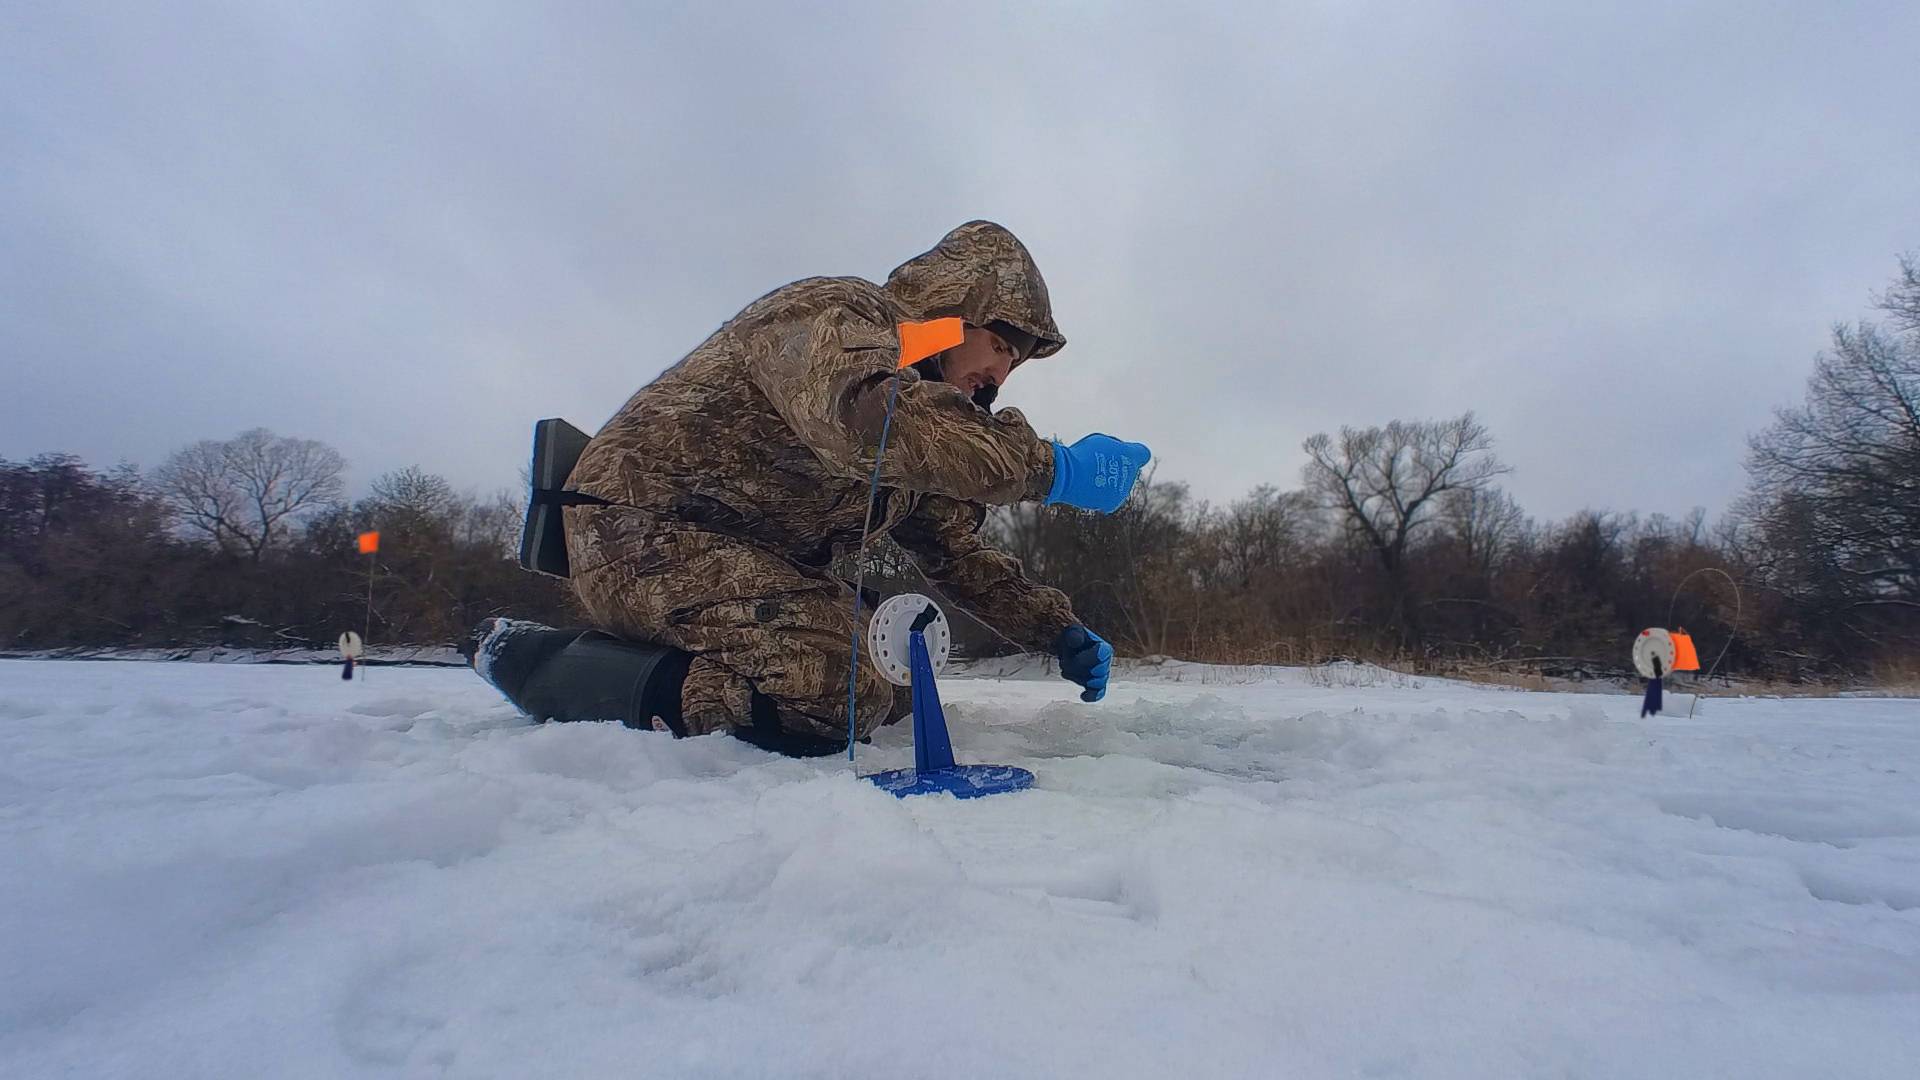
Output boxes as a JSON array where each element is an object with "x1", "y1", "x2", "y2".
[
  {"x1": 866, "y1": 593, "x2": 951, "y2": 688},
  {"x1": 1632, "y1": 627, "x2": 1676, "y2": 679}
]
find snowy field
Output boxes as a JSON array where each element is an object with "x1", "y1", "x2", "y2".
[{"x1": 2, "y1": 659, "x2": 1916, "y2": 1079}]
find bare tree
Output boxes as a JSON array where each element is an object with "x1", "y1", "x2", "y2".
[
  {"x1": 1746, "y1": 279, "x2": 1920, "y2": 614},
  {"x1": 1875, "y1": 253, "x2": 1920, "y2": 335},
  {"x1": 460, "y1": 489, "x2": 525, "y2": 556},
  {"x1": 1303, "y1": 413, "x2": 1509, "y2": 645},
  {"x1": 151, "y1": 429, "x2": 346, "y2": 560},
  {"x1": 367, "y1": 466, "x2": 457, "y2": 528},
  {"x1": 1439, "y1": 485, "x2": 1527, "y2": 579},
  {"x1": 1217, "y1": 485, "x2": 1321, "y2": 588}
]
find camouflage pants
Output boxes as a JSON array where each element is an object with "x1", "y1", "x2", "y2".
[{"x1": 565, "y1": 505, "x2": 898, "y2": 743}]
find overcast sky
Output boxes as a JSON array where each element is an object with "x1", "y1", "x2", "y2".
[{"x1": 4, "y1": 2, "x2": 1916, "y2": 522}]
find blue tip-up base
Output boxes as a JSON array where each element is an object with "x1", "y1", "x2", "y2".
[
  {"x1": 866, "y1": 620, "x2": 1032, "y2": 799},
  {"x1": 867, "y1": 763, "x2": 1035, "y2": 799}
]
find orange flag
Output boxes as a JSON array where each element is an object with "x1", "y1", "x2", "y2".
[
  {"x1": 1670, "y1": 630, "x2": 1701, "y2": 672},
  {"x1": 357, "y1": 531, "x2": 380, "y2": 554}
]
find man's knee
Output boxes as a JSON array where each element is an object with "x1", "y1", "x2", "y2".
[
  {"x1": 680, "y1": 643, "x2": 896, "y2": 751},
  {"x1": 756, "y1": 647, "x2": 895, "y2": 743}
]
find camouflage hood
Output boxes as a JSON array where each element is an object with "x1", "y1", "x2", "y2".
[{"x1": 884, "y1": 221, "x2": 1067, "y2": 360}]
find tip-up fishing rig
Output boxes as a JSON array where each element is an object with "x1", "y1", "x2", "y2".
[
  {"x1": 1633, "y1": 568, "x2": 1742, "y2": 718},
  {"x1": 844, "y1": 319, "x2": 1034, "y2": 798}
]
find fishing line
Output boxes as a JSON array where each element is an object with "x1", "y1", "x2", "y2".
[
  {"x1": 846, "y1": 371, "x2": 907, "y2": 760},
  {"x1": 1668, "y1": 567, "x2": 1743, "y2": 719}
]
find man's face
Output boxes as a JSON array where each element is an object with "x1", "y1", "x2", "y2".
[{"x1": 938, "y1": 326, "x2": 1022, "y2": 408}]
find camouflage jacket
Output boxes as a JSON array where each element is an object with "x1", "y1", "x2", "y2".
[{"x1": 564, "y1": 221, "x2": 1080, "y2": 650}]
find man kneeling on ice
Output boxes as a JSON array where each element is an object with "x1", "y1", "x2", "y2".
[{"x1": 471, "y1": 221, "x2": 1150, "y2": 756}]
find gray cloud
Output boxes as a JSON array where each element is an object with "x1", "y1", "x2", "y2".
[{"x1": 4, "y1": 2, "x2": 1916, "y2": 523}]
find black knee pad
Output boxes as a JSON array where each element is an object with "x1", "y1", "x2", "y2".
[{"x1": 483, "y1": 626, "x2": 692, "y2": 735}]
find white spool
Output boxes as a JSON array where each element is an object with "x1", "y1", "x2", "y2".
[
  {"x1": 866, "y1": 593, "x2": 951, "y2": 687},
  {"x1": 1632, "y1": 627, "x2": 1676, "y2": 679}
]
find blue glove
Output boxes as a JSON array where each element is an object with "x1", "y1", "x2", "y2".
[
  {"x1": 1046, "y1": 434, "x2": 1151, "y2": 514},
  {"x1": 1054, "y1": 625, "x2": 1114, "y2": 702}
]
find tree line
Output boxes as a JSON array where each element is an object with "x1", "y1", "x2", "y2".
[
  {"x1": 984, "y1": 259, "x2": 1918, "y2": 681},
  {"x1": 0, "y1": 447, "x2": 576, "y2": 651},
  {"x1": 4, "y1": 259, "x2": 1915, "y2": 682}
]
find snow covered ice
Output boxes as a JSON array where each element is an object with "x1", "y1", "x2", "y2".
[{"x1": 2, "y1": 660, "x2": 1916, "y2": 1078}]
